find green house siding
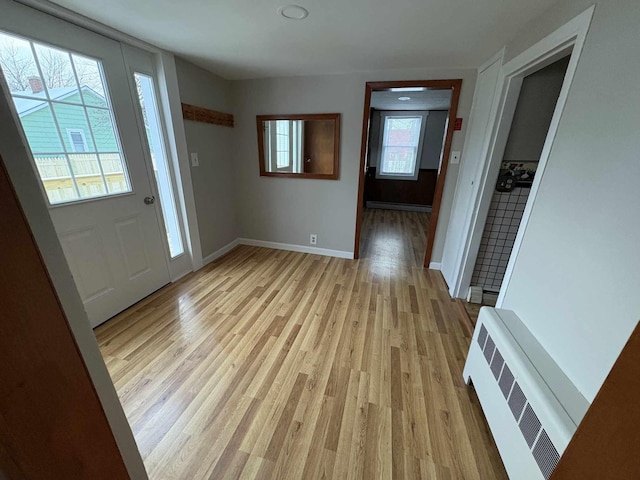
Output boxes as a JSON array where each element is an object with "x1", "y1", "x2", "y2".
[
  {"x1": 20, "y1": 90, "x2": 118, "y2": 154},
  {"x1": 87, "y1": 107, "x2": 118, "y2": 152},
  {"x1": 20, "y1": 106, "x2": 64, "y2": 153}
]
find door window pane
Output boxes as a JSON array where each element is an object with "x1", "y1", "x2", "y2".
[
  {"x1": 34, "y1": 154, "x2": 78, "y2": 203},
  {"x1": 0, "y1": 34, "x2": 41, "y2": 96},
  {"x1": 70, "y1": 154, "x2": 107, "y2": 197},
  {"x1": 0, "y1": 30, "x2": 132, "y2": 204},
  {"x1": 33, "y1": 43, "x2": 81, "y2": 102},
  {"x1": 72, "y1": 54, "x2": 107, "y2": 107},
  {"x1": 101, "y1": 153, "x2": 129, "y2": 194},
  {"x1": 52, "y1": 103, "x2": 95, "y2": 151},
  {"x1": 134, "y1": 73, "x2": 184, "y2": 258}
]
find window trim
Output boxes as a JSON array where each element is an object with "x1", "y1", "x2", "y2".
[
  {"x1": 375, "y1": 111, "x2": 429, "y2": 181},
  {"x1": 67, "y1": 128, "x2": 88, "y2": 152}
]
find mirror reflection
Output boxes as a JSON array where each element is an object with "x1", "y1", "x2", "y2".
[{"x1": 257, "y1": 114, "x2": 340, "y2": 179}]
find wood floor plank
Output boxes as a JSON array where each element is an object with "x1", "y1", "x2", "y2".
[
  {"x1": 330, "y1": 368, "x2": 361, "y2": 480},
  {"x1": 95, "y1": 209, "x2": 507, "y2": 479}
]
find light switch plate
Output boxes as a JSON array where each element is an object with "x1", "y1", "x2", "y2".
[
  {"x1": 191, "y1": 152, "x2": 199, "y2": 167},
  {"x1": 451, "y1": 151, "x2": 461, "y2": 164}
]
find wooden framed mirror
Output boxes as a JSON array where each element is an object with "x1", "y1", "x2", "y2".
[{"x1": 256, "y1": 113, "x2": 340, "y2": 179}]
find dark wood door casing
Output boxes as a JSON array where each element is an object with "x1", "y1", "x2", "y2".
[
  {"x1": 0, "y1": 155, "x2": 129, "y2": 479},
  {"x1": 353, "y1": 79, "x2": 463, "y2": 266}
]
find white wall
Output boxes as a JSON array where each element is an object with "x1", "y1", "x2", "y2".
[
  {"x1": 499, "y1": 0, "x2": 640, "y2": 402},
  {"x1": 503, "y1": 56, "x2": 569, "y2": 162},
  {"x1": 231, "y1": 68, "x2": 476, "y2": 257},
  {"x1": 175, "y1": 58, "x2": 239, "y2": 258}
]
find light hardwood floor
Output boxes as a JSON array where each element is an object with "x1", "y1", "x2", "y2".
[
  {"x1": 462, "y1": 301, "x2": 482, "y2": 326},
  {"x1": 96, "y1": 208, "x2": 507, "y2": 479}
]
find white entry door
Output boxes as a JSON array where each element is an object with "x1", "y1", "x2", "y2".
[{"x1": 0, "y1": 5, "x2": 171, "y2": 326}]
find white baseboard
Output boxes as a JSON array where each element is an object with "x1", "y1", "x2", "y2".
[
  {"x1": 429, "y1": 262, "x2": 442, "y2": 270},
  {"x1": 366, "y1": 201, "x2": 432, "y2": 213},
  {"x1": 171, "y1": 268, "x2": 192, "y2": 282},
  {"x1": 238, "y1": 238, "x2": 354, "y2": 259},
  {"x1": 202, "y1": 239, "x2": 240, "y2": 266}
]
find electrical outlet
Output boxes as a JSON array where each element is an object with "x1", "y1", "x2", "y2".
[
  {"x1": 310, "y1": 234, "x2": 317, "y2": 245},
  {"x1": 191, "y1": 152, "x2": 199, "y2": 167},
  {"x1": 451, "y1": 151, "x2": 461, "y2": 164}
]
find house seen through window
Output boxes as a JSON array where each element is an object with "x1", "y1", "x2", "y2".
[{"x1": 0, "y1": 30, "x2": 131, "y2": 204}]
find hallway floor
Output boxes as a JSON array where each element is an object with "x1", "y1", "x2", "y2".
[{"x1": 96, "y1": 208, "x2": 507, "y2": 479}]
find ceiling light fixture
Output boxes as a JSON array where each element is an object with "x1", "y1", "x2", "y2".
[
  {"x1": 278, "y1": 5, "x2": 309, "y2": 20},
  {"x1": 390, "y1": 87, "x2": 427, "y2": 93},
  {"x1": 398, "y1": 96, "x2": 411, "y2": 101}
]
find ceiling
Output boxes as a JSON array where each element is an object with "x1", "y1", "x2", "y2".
[
  {"x1": 371, "y1": 89, "x2": 452, "y2": 111},
  {"x1": 49, "y1": 0, "x2": 558, "y2": 80}
]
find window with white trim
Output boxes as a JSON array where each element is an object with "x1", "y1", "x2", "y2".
[
  {"x1": 376, "y1": 113, "x2": 427, "y2": 180},
  {"x1": 67, "y1": 128, "x2": 87, "y2": 152},
  {"x1": 133, "y1": 72, "x2": 185, "y2": 258},
  {"x1": 0, "y1": 30, "x2": 131, "y2": 204}
]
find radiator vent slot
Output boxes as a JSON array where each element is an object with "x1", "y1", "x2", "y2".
[
  {"x1": 519, "y1": 404, "x2": 542, "y2": 448},
  {"x1": 490, "y1": 349, "x2": 505, "y2": 380},
  {"x1": 483, "y1": 335, "x2": 496, "y2": 363},
  {"x1": 532, "y1": 430, "x2": 560, "y2": 480},
  {"x1": 508, "y1": 381, "x2": 527, "y2": 420},
  {"x1": 478, "y1": 324, "x2": 488, "y2": 349},
  {"x1": 498, "y1": 364, "x2": 515, "y2": 399}
]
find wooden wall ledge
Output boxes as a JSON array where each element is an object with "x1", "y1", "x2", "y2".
[{"x1": 181, "y1": 103, "x2": 234, "y2": 128}]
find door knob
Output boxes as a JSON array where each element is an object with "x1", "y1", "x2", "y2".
[{"x1": 144, "y1": 195, "x2": 155, "y2": 205}]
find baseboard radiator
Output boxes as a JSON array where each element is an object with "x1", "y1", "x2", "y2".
[{"x1": 463, "y1": 308, "x2": 589, "y2": 479}]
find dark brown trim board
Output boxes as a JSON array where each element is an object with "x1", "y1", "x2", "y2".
[
  {"x1": 364, "y1": 167, "x2": 438, "y2": 206},
  {"x1": 550, "y1": 321, "x2": 640, "y2": 480},
  {"x1": 182, "y1": 103, "x2": 234, "y2": 127},
  {"x1": 256, "y1": 113, "x2": 340, "y2": 180},
  {"x1": 0, "y1": 155, "x2": 129, "y2": 479},
  {"x1": 353, "y1": 79, "x2": 463, "y2": 266}
]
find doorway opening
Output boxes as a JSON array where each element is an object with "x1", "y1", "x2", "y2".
[
  {"x1": 354, "y1": 80, "x2": 462, "y2": 267},
  {"x1": 469, "y1": 55, "x2": 571, "y2": 309}
]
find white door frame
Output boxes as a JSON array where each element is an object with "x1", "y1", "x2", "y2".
[
  {"x1": 155, "y1": 52, "x2": 204, "y2": 274},
  {"x1": 449, "y1": 6, "x2": 595, "y2": 303},
  {"x1": 440, "y1": 49, "x2": 504, "y2": 289},
  {"x1": 122, "y1": 45, "x2": 195, "y2": 281}
]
